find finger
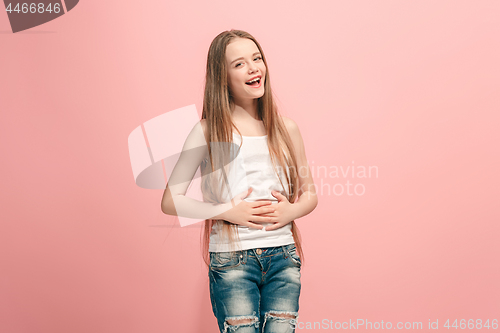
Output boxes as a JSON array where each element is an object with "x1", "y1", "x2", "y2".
[
  {"x1": 254, "y1": 215, "x2": 275, "y2": 223},
  {"x1": 272, "y1": 191, "x2": 286, "y2": 202},
  {"x1": 236, "y1": 187, "x2": 252, "y2": 199},
  {"x1": 251, "y1": 216, "x2": 275, "y2": 223},
  {"x1": 247, "y1": 215, "x2": 272, "y2": 224},
  {"x1": 230, "y1": 192, "x2": 246, "y2": 207},
  {"x1": 245, "y1": 221, "x2": 264, "y2": 229},
  {"x1": 255, "y1": 206, "x2": 275, "y2": 214},
  {"x1": 253, "y1": 212, "x2": 275, "y2": 218},
  {"x1": 264, "y1": 223, "x2": 283, "y2": 231},
  {"x1": 250, "y1": 220, "x2": 269, "y2": 224},
  {"x1": 252, "y1": 214, "x2": 278, "y2": 223}
]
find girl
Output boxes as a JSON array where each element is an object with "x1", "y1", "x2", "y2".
[{"x1": 162, "y1": 29, "x2": 317, "y2": 333}]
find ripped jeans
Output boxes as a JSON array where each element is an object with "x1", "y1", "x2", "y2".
[{"x1": 209, "y1": 243, "x2": 301, "y2": 333}]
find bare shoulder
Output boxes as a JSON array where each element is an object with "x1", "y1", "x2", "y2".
[
  {"x1": 197, "y1": 119, "x2": 209, "y2": 140},
  {"x1": 180, "y1": 119, "x2": 208, "y2": 152},
  {"x1": 281, "y1": 115, "x2": 300, "y2": 137},
  {"x1": 281, "y1": 115, "x2": 307, "y2": 159},
  {"x1": 200, "y1": 119, "x2": 207, "y2": 134}
]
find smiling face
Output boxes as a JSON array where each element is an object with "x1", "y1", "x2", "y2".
[{"x1": 225, "y1": 37, "x2": 267, "y2": 102}]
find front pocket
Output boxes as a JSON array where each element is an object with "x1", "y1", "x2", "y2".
[
  {"x1": 287, "y1": 246, "x2": 302, "y2": 267},
  {"x1": 210, "y1": 251, "x2": 242, "y2": 270}
]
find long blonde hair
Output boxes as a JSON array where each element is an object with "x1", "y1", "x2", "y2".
[{"x1": 200, "y1": 29, "x2": 304, "y2": 265}]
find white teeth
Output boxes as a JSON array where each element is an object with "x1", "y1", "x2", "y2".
[{"x1": 247, "y1": 77, "x2": 260, "y2": 84}]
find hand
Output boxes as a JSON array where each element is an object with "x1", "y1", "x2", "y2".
[
  {"x1": 259, "y1": 191, "x2": 297, "y2": 231},
  {"x1": 220, "y1": 188, "x2": 276, "y2": 229}
]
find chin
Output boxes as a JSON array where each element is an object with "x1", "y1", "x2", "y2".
[{"x1": 251, "y1": 91, "x2": 265, "y2": 99}]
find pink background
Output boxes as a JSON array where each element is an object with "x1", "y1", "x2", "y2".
[{"x1": 1, "y1": 1, "x2": 499, "y2": 332}]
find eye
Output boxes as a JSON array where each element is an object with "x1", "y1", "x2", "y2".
[
  {"x1": 235, "y1": 63, "x2": 242, "y2": 67},
  {"x1": 254, "y1": 56, "x2": 262, "y2": 61}
]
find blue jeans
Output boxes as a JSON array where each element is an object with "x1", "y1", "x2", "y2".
[{"x1": 209, "y1": 243, "x2": 301, "y2": 333}]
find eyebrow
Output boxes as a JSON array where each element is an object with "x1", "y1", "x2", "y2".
[{"x1": 230, "y1": 52, "x2": 262, "y2": 65}]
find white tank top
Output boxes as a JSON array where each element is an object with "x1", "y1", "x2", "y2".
[{"x1": 208, "y1": 132, "x2": 295, "y2": 252}]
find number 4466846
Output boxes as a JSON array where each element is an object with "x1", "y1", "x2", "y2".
[
  {"x1": 444, "y1": 319, "x2": 498, "y2": 329},
  {"x1": 5, "y1": 3, "x2": 62, "y2": 14}
]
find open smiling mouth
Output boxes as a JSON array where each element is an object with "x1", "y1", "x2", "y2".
[{"x1": 245, "y1": 77, "x2": 261, "y2": 87}]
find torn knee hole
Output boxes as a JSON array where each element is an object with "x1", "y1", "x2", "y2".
[
  {"x1": 226, "y1": 318, "x2": 257, "y2": 325},
  {"x1": 268, "y1": 312, "x2": 296, "y2": 319}
]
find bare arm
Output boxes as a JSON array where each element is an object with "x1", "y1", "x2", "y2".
[
  {"x1": 285, "y1": 116, "x2": 318, "y2": 220},
  {"x1": 160, "y1": 120, "x2": 224, "y2": 219},
  {"x1": 264, "y1": 116, "x2": 318, "y2": 230}
]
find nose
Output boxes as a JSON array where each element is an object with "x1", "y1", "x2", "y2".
[{"x1": 248, "y1": 63, "x2": 258, "y2": 73}]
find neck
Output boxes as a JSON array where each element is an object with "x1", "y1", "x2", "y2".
[{"x1": 231, "y1": 98, "x2": 260, "y2": 120}]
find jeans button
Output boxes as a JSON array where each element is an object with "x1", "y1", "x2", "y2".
[{"x1": 256, "y1": 248, "x2": 262, "y2": 255}]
